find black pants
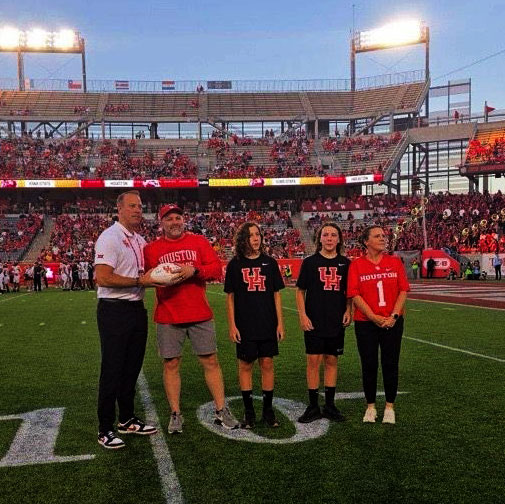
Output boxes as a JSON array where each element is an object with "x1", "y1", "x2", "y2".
[
  {"x1": 33, "y1": 276, "x2": 42, "y2": 291},
  {"x1": 97, "y1": 299, "x2": 148, "y2": 433},
  {"x1": 355, "y1": 317, "x2": 404, "y2": 404},
  {"x1": 495, "y1": 266, "x2": 501, "y2": 280}
]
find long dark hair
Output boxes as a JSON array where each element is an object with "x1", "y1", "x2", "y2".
[
  {"x1": 314, "y1": 222, "x2": 344, "y2": 254},
  {"x1": 234, "y1": 222, "x2": 265, "y2": 259}
]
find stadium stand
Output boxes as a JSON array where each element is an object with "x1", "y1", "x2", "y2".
[
  {"x1": 465, "y1": 123, "x2": 505, "y2": 166},
  {"x1": 0, "y1": 213, "x2": 43, "y2": 261},
  {"x1": 0, "y1": 81, "x2": 427, "y2": 123}
]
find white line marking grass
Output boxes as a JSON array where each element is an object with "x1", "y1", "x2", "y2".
[
  {"x1": 404, "y1": 336, "x2": 505, "y2": 363},
  {"x1": 137, "y1": 372, "x2": 184, "y2": 504},
  {"x1": 0, "y1": 293, "x2": 30, "y2": 303},
  {"x1": 408, "y1": 298, "x2": 505, "y2": 311}
]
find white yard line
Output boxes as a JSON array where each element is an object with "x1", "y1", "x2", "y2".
[
  {"x1": 404, "y1": 336, "x2": 505, "y2": 363},
  {"x1": 137, "y1": 372, "x2": 184, "y2": 504},
  {"x1": 0, "y1": 293, "x2": 30, "y2": 303},
  {"x1": 408, "y1": 297, "x2": 505, "y2": 311}
]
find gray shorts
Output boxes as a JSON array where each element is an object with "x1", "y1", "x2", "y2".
[{"x1": 156, "y1": 319, "x2": 217, "y2": 359}]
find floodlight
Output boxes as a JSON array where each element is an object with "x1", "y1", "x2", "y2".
[
  {"x1": 354, "y1": 19, "x2": 426, "y2": 52},
  {"x1": 0, "y1": 26, "x2": 21, "y2": 49},
  {"x1": 26, "y1": 28, "x2": 50, "y2": 49},
  {"x1": 53, "y1": 29, "x2": 77, "y2": 50}
]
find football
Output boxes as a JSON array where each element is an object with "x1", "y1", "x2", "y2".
[{"x1": 150, "y1": 262, "x2": 182, "y2": 285}]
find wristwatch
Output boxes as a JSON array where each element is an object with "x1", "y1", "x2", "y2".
[
  {"x1": 392, "y1": 313, "x2": 399, "y2": 320},
  {"x1": 193, "y1": 268, "x2": 200, "y2": 277}
]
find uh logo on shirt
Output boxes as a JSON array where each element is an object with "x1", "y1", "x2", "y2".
[
  {"x1": 318, "y1": 267, "x2": 341, "y2": 291},
  {"x1": 241, "y1": 267, "x2": 266, "y2": 292}
]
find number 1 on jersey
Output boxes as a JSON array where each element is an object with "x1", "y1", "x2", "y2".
[{"x1": 377, "y1": 280, "x2": 386, "y2": 307}]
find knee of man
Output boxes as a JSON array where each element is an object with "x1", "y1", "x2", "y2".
[
  {"x1": 164, "y1": 357, "x2": 181, "y2": 372},
  {"x1": 199, "y1": 353, "x2": 219, "y2": 370}
]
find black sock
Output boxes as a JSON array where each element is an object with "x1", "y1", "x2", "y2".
[
  {"x1": 325, "y1": 386, "x2": 336, "y2": 407},
  {"x1": 242, "y1": 390, "x2": 254, "y2": 411},
  {"x1": 262, "y1": 390, "x2": 273, "y2": 410},
  {"x1": 308, "y1": 389, "x2": 319, "y2": 407}
]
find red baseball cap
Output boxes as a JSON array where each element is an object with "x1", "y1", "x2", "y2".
[{"x1": 159, "y1": 204, "x2": 183, "y2": 220}]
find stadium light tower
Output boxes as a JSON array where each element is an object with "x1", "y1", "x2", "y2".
[
  {"x1": 0, "y1": 27, "x2": 87, "y2": 92},
  {"x1": 351, "y1": 19, "x2": 429, "y2": 91}
]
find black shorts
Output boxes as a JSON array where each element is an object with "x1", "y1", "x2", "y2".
[
  {"x1": 304, "y1": 331, "x2": 345, "y2": 356},
  {"x1": 236, "y1": 338, "x2": 279, "y2": 363}
]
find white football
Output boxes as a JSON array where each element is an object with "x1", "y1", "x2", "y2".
[{"x1": 150, "y1": 263, "x2": 182, "y2": 285}]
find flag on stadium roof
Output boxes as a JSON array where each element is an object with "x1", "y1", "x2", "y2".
[
  {"x1": 68, "y1": 80, "x2": 82, "y2": 90},
  {"x1": 24, "y1": 78, "x2": 34, "y2": 90},
  {"x1": 162, "y1": 80, "x2": 175, "y2": 90},
  {"x1": 115, "y1": 80, "x2": 129, "y2": 90}
]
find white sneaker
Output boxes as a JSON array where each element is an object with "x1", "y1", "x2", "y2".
[
  {"x1": 382, "y1": 408, "x2": 396, "y2": 424},
  {"x1": 363, "y1": 407, "x2": 377, "y2": 423}
]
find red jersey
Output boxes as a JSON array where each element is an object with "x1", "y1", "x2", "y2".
[
  {"x1": 143, "y1": 232, "x2": 222, "y2": 324},
  {"x1": 347, "y1": 254, "x2": 410, "y2": 322}
]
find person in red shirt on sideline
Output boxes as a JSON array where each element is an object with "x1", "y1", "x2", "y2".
[
  {"x1": 347, "y1": 226, "x2": 410, "y2": 425},
  {"x1": 143, "y1": 204, "x2": 239, "y2": 434}
]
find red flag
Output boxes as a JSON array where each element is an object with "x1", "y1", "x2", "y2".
[{"x1": 485, "y1": 105, "x2": 495, "y2": 113}]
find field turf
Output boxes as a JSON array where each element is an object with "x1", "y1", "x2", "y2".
[{"x1": 0, "y1": 286, "x2": 504, "y2": 504}]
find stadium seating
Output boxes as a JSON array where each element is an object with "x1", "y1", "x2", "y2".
[
  {"x1": 0, "y1": 82, "x2": 427, "y2": 123},
  {"x1": 319, "y1": 131, "x2": 405, "y2": 176},
  {"x1": 465, "y1": 125, "x2": 505, "y2": 166},
  {"x1": 0, "y1": 213, "x2": 43, "y2": 261}
]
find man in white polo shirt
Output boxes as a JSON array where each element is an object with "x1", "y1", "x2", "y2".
[{"x1": 95, "y1": 190, "x2": 160, "y2": 449}]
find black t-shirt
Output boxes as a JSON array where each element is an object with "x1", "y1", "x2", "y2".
[
  {"x1": 296, "y1": 253, "x2": 350, "y2": 338},
  {"x1": 224, "y1": 253, "x2": 285, "y2": 341}
]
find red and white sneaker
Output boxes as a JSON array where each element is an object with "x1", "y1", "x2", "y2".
[
  {"x1": 117, "y1": 417, "x2": 157, "y2": 435},
  {"x1": 98, "y1": 431, "x2": 125, "y2": 449}
]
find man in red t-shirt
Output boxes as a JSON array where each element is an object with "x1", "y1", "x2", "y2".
[{"x1": 144, "y1": 204, "x2": 239, "y2": 434}]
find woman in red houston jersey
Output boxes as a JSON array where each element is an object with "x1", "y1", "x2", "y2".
[{"x1": 347, "y1": 226, "x2": 410, "y2": 425}]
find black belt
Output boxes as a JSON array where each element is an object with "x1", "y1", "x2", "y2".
[{"x1": 99, "y1": 298, "x2": 144, "y2": 306}]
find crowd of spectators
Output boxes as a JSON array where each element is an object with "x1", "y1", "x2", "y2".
[
  {"x1": 207, "y1": 130, "x2": 322, "y2": 179},
  {"x1": 95, "y1": 141, "x2": 197, "y2": 179},
  {"x1": 466, "y1": 137, "x2": 505, "y2": 165},
  {"x1": 185, "y1": 209, "x2": 303, "y2": 259},
  {"x1": 104, "y1": 104, "x2": 132, "y2": 114},
  {"x1": 0, "y1": 137, "x2": 93, "y2": 179},
  {"x1": 41, "y1": 207, "x2": 302, "y2": 265},
  {"x1": 302, "y1": 191, "x2": 505, "y2": 254},
  {"x1": 74, "y1": 106, "x2": 91, "y2": 114},
  {"x1": 0, "y1": 213, "x2": 43, "y2": 260},
  {"x1": 321, "y1": 132, "x2": 403, "y2": 176}
]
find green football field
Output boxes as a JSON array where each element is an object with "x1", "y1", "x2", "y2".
[{"x1": 1, "y1": 286, "x2": 504, "y2": 504}]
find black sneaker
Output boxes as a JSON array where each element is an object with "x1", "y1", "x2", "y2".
[
  {"x1": 322, "y1": 404, "x2": 345, "y2": 422},
  {"x1": 241, "y1": 409, "x2": 256, "y2": 429},
  {"x1": 98, "y1": 430, "x2": 125, "y2": 449},
  {"x1": 117, "y1": 416, "x2": 157, "y2": 435},
  {"x1": 262, "y1": 408, "x2": 280, "y2": 428},
  {"x1": 297, "y1": 405, "x2": 322, "y2": 424}
]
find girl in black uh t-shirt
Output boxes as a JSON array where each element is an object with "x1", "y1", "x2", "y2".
[
  {"x1": 295, "y1": 222, "x2": 351, "y2": 424},
  {"x1": 225, "y1": 222, "x2": 285, "y2": 429}
]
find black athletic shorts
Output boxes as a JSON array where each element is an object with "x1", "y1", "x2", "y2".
[
  {"x1": 236, "y1": 338, "x2": 279, "y2": 363},
  {"x1": 304, "y1": 330, "x2": 345, "y2": 356}
]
